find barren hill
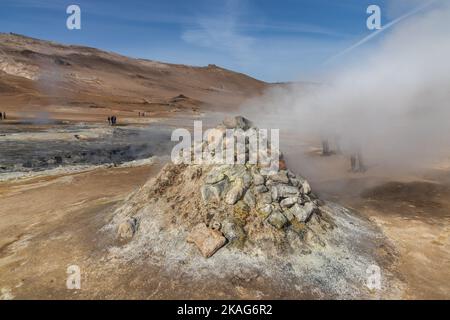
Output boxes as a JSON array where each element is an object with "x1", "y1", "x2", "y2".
[{"x1": 0, "y1": 33, "x2": 267, "y2": 120}]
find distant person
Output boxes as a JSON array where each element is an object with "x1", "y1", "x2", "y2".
[
  {"x1": 350, "y1": 155, "x2": 357, "y2": 172},
  {"x1": 0, "y1": 112, "x2": 2, "y2": 120},
  {"x1": 138, "y1": 112, "x2": 141, "y2": 117},
  {"x1": 108, "y1": 116, "x2": 111, "y2": 125},
  {"x1": 3, "y1": 112, "x2": 5, "y2": 120},
  {"x1": 357, "y1": 152, "x2": 366, "y2": 172},
  {"x1": 321, "y1": 139, "x2": 331, "y2": 156},
  {"x1": 350, "y1": 152, "x2": 366, "y2": 173},
  {"x1": 142, "y1": 112, "x2": 145, "y2": 117}
]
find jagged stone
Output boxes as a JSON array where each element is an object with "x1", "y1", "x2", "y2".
[
  {"x1": 267, "y1": 210, "x2": 288, "y2": 229},
  {"x1": 280, "y1": 197, "x2": 298, "y2": 209},
  {"x1": 223, "y1": 116, "x2": 252, "y2": 130},
  {"x1": 205, "y1": 172, "x2": 225, "y2": 184},
  {"x1": 117, "y1": 217, "x2": 137, "y2": 240},
  {"x1": 287, "y1": 202, "x2": 316, "y2": 223},
  {"x1": 287, "y1": 170, "x2": 296, "y2": 178},
  {"x1": 243, "y1": 189, "x2": 256, "y2": 208},
  {"x1": 269, "y1": 171, "x2": 290, "y2": 184},
  {"x1": 201, "y1": 178, "x2": 229, "y2": 203},
  {"x1": 254, "y1": 185, "x2": 268, "y2": 194},
  {"x1": 187, "y1": 223, "x2": 226, "y2": 258},
  {"x1": 225, "y1": 178, "x2": 246, "y2": 205},
  {"x1": 201, "y1": 185, "x2": 213, "y2": 202},
  {"x1": 300, "y1": 179, "x2": 312, "y2": 194},
  {"x1": 223, "y1": 165, "x2": 247, "y2": 182},
  {"x1": 257, "y1": 204, "x2": 272, "y2": 218},
  {"x1": 221, "y1": 219, "x2": 246, "y2": 246},
  {"x1": 282, "y1": 206, "x2": 295, "y2": 221},
  {"x1": 210, "y1": 179, "x2": 229, "y2": 201},
  {"x1": 289, "y1": 178, "x2": 301, "y2": 187},
  {"x1": 257, "y1": 191, "x2": 272, "y2": 205},
  {"x1": 242, "y1": 172, "x2": 252, "y2": 188},
  {"x1": 271, "y1": 184, "x2": 299, "y2": 201}
]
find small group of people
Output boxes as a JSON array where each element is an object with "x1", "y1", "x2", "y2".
[
  {"x1": 107, "y1": 115, "x2": 117, "y2": 125},
  {"x1": 0, "y1": 112, "x2": 6, "y2": 120},
  {"x1": 138, "y1": 112, "x2": 146, "y2": 117}
]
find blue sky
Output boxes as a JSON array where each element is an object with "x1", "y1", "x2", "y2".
[{"x1": 0, "y1": 0, "x2": 433, "y2": 82}]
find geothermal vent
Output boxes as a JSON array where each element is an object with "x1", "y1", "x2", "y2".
[{"x1": 114, "y1": 116, "x2": 334, "y2": 258}]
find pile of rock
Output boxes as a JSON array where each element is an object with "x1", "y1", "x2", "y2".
[
  {"x1": 117, "y1": 116, "x2": 331, "y2": 258},
  {"x1": 201, "y1": 162, "x2": 319, "y2": 231}
]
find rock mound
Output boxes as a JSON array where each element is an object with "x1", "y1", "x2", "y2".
[
  {"x1": 104, "y1": 116, "x2": 402, "y2": 298},
  {"x1": 117, "y1": 116, "x2": 333, "y2": 257}
]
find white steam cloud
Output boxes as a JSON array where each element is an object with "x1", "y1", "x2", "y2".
[{"x1": 241, "y1": 3, "x2": 450, "y2": 173}]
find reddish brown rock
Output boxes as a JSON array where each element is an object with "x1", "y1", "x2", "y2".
[
  {"x1": 279, "y1": 159, "x2": 287, "y2": 170},
  {"x1": 187, "y1": 223, "x2": 227, "y2": 258}
]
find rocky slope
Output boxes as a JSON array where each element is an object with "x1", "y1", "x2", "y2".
[{"x1": 0, "y1": 33, "x2": 267, "y2": 114}]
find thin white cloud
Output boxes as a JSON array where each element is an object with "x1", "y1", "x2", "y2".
[
  {"x1": 236, "y1": 21, "x2": 351, "y2": 38},
  {"x1": 324, "y1": 0, "x2": 437, "y2": 65},
  {"x1": 181, "y1": 3, "x2": 256, "y2": 67},
  {"x1": 181, "y1": 0, "x2": 349, "y2": 70}
]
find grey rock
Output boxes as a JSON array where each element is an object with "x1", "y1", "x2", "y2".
[
  {"x1": 201, "y1": 178, "x2": 229, "y2": 203},
  {"x1": 223, "y1": 165, "x2": 247, "y2": 182},
  {"x1": 223, "y1": 116, "x2": 252, "y2": 130},
  {"x1": 300, "y1": 178, "x2": 311, "y2": 194},
  {"x1": 210, "y1": 178, "x2": 229, "y2": 201},
  {"x1": 269, "y1": 171, "x2": 290, "y2": 184},
  {"x1": 254, "y1": 185, "x2": 268, "y2": 194},
  {"x1": 289, "y1": 178, "x2": 301, "y2": 187},
  {"x1": 287, "y1": 170, "x2": 296, "y2": 178},
  {"x1": 271, "y1": 184, "x2": 299, "y2": 201},
  {"x1": 257, "y1": 192, "x2": 272, "y2": 205},
  {"x1": 117, "y1": 217, "x2": 138, "y2": 240},
  {"x1": 282, "y1": 207, "x2": 295, "y2": 221},
  {"x1": 243, "y1": 189, "x2": 256, "y2": 208},
  {"x1": 205, "y1": 172, "x2": 225, "y2": 184},
  {"x1": 201, "y1": 185, "x2": 213, "y2": 202},
  {"x1": 221, "y1": 220, "x2": 246, "y2": 244},
  {"x1": 267, "y1": 210, "x2": 288, "y2": 229},
  {"x1": 289, "y1": 202, "x2": 316, "y2": 223},
  {"x1": 252, "y1": 173, "x2": 265, "y2": 186},
  {"x1": 280, "y1": 197, "x2": 298, "y2": 209},
  {"x1": 257, "y1": 204, "x2": 272, "y2": 218},
  {"x1": 225, "y1": 178, "x2": 246, "y2": 205},
  {"x1": 241, "y1": 172, "x2": 252, "y2": 188}
]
